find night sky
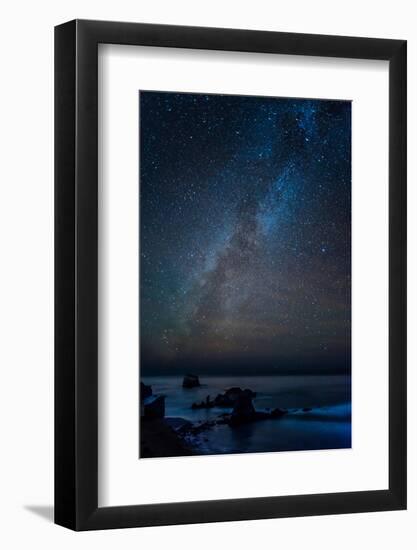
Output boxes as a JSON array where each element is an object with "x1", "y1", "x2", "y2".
[{"x1": 140, "y1": 91, "x2": 351, "y2": 375}]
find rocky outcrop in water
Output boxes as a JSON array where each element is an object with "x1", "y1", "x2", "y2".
[
  {"x1": 182, "y1": 373, "x2": 200, "y2": 388},
  {"x1": 190, "y1": 385, "x2": 288, "y2": 426},
  {"x1": 192, "y1": 395, "x2": 216, "y2": 409},
  {"x1": 229, "y1": 391, "x2": 256, "y2": 425},
  {"x1": 191, "y1": 387, "x2": 256, "y2": 409},
  {"x1": 227, "y1": 402, "x2": 288, "y2": 426},
  {"x1": 215, "y1": 387, "x2": 256, "y2": 407}
]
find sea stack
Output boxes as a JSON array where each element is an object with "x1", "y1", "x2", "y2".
[
  {"x1": 229, "y1": 390, "x2": 256, "y2": 425},
  {"x1": 214, "y1": 387, "x2": 256, "y2": 407},
  {"x1": 182, "y1": 373, "x2": 200, "y2": 388}
]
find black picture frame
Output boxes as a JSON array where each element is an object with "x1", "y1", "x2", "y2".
[{"x1": 55, "y1": 19, "x2": 407, "y2": 531}]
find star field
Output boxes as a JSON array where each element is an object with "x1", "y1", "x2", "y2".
[{"x1": 140, "y1": 91, "x2": 351, "y2": 375}]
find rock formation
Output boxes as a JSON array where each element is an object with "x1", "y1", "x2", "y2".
[
  {"x1": 141, "y1": 381, "x2": 152, "y2": 400},
  {"x1": 191, "y1": 387, "x2": 256, "y2": 409},
  {"x1": 229, "y1": 391, "x2": 256, "y2": 425},
  {"x1": 182, "y1": 373, "x2": 200, "y2": 388},
  {"x1": 142, "y1": 395, "x2": 165, "y2": 419},
  {"x1": 214, "y1": 387, "x2": 256, "y2": 407},
  {"x1": 140, "y1": 382, "x2": 165, "y2": 419}
]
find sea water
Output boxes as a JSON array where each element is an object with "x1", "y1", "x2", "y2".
[{"x1": 141, "y1": 374, "x2": 351, "y2": 455}]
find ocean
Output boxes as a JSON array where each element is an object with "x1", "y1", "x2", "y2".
[{"x1": 141, "y1": 374, "x2": 351, "y2": 456}]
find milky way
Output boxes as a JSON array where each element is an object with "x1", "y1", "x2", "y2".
[{"x1": 140, "y1": 91, "x2": 351, "y2": 375}]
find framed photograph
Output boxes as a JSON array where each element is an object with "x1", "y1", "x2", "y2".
[{"x1": 55, "y1": 19, "x2": 406, "y2": 530}]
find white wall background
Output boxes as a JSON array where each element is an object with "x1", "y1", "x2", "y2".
[{"x1": 0, "y1": 0, "x2": 415, "y2": 548}]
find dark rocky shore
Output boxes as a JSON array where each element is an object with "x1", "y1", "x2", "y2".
[
  {"x1": 140, "y1": 381, "x2": 194, "y2": 457},
  {"x1": 140, "y1": 418, "x2": 193, "y2": 458},
  {"x1": 140, "y1": 376, "x2": 296, "y2": 458}
]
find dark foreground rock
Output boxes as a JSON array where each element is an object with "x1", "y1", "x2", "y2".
[
  {"x1": 140, "y1": 381, "x2": 152, "y2": 400},
  {"x1": 142, "y1": 395, "x2": 165, "y2": 419},
  {"x1": 140, "y1": 419, "x2": 193, "y2": 458},
  {"x1": 182, "y1": 373, "x2": 200, "y2": 388},
  {"x1": 165, "y1": 417, "x2": 193, "y2": 432},
  {"x1": 140, "y1": 382, "x2": 165, "y2": 419}
]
